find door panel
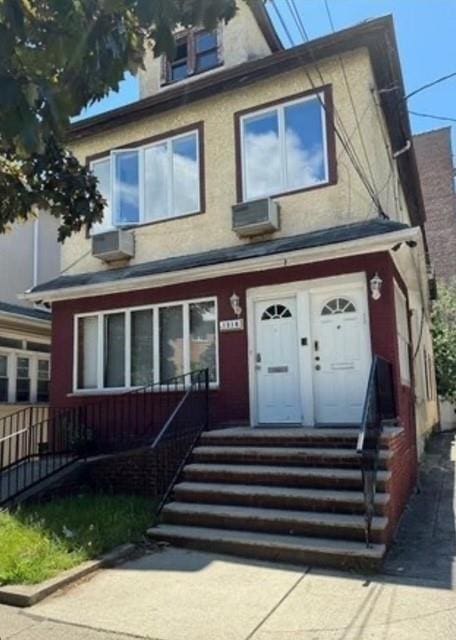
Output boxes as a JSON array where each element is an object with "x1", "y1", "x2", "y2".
[
  {"x1": 255, "y1": 299, "x2": 301, "y2": 424},
  {"x1": 311, "y1": 289, "x2": 370, "y2": 424}
]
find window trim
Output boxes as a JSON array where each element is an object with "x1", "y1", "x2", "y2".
[
  {"x1": 234, "y1": 85, "x2": 337, "y2": 203},
  {"x1": 73, "y1": 296, "x2": 219, "y2": 394},
  {"x1": 87, "y1": 122, "x2": 206, "y2": 235}
]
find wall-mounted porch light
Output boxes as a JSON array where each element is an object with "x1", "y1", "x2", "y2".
[
  {"x1": 230, "y1": 292, "x2": 242, "y2": 317},
  {"x1": 370, "y1": 273, "x2": 383, "y2": 301}
]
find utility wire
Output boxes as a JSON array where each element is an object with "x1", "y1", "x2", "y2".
[
  {"x1": 404, "y1": 71, "x2": 456, "y2": 102},
  {"x1": 409, "y1": 110, "x2": 456, "y2": 124},
  {"x1": 270, "y1": 0, "x2": 383, "y2": 214},
  {"x1": 322, "y1": 0, "x2": 380, "y2": 204},
  {"x1": 269, "y1": 0, "x2": 295, "y2": 47},
  {"x1": 286, "y1": 0, "x2": 382, "y2": 211}
]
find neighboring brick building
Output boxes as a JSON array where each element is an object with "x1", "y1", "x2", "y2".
[{"x1": 414, "y1": 127, "x2": 456, "y2": 283}]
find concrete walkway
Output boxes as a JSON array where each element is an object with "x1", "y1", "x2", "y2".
[{"x1": 1, "y1": 431, "x2": 455, "y2": 640}]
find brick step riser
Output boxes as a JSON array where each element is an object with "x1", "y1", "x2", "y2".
[
  {"x1": 149, "y1": 531, "x2": 382, "y2": 573},
  {"x1": 182, "y1": 470, "x2": 390, "y2": 492},
  {"x1": 173, "y1": 488, "x2": 388, "y2": 516},
  {"x1": 191, "y1": 453, "x2": 389, "y2": 470},
  {"x1": 162, "y1": 510, "x2": 385, "y2": 544},
  {"x1": 200, "y1": 437, "x2": 391, "y2": 451}
]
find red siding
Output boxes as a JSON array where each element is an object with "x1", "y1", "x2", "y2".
[{"x1": 51, "y1": 251, "x2": 404, "y2": 422}]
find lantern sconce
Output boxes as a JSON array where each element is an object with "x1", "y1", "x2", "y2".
[
  {"x1": 370, "y1": 272, "x2": 383, "y2": 301},
  {"x1": 230, "y1": 292, "x2": 242, "y2": 317}
]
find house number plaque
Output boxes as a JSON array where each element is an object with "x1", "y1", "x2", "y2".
[{"x1": 219, "y1": 319, "x2": 244, "y2": 332}]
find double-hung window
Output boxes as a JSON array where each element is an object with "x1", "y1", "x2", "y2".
[
  {"x1": 90, "y1": 128, "x2": 202, "y2": 233},
  {"x1": 75, "y1": 298, "x2": 218, "y2": 392},
  {"x1": 239, "y1": 91, "x2": 330, "y2": 201}
]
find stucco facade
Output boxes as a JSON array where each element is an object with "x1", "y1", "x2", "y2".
[{"x1": 64, "y1": 47, "x2": 408, "y2": 276}]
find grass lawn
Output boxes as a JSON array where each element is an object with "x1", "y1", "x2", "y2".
[{"x1": 0, "y1": 494, "x2": 154, "y2": 586}]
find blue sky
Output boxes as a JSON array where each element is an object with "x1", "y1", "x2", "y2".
[{"x1": 78, "y1": 0, "x2": 456, "y2": 153}]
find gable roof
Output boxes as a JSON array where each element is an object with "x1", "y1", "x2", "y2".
[
  {"x1": 28, "y1": 219, "x2": 409, "y2": 299},
  {"x1": 69, "y1": 16, "x2": 425, "y2": 227}
]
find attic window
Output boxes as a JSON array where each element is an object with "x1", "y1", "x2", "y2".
[{"x1": 164, "y1": 29, "x2": 220, "y2": 84}]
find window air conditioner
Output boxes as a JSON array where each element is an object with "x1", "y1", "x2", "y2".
[
  {"x1": 92, "y1": 230, "x2": 135, "y2": 262},
  {"x1": 232, "y1": 198, "x2": 280, "y2": 237}
]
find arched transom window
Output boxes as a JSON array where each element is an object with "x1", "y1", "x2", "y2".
[
  {"x1": 321, "y1": 297, "x2": 356, "y2": 316},
  {"x1": 261, "y1": 304, "x2": 292, "y2": 321}
]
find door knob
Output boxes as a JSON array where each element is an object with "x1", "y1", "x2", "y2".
[{"x1": 315, "y1": 365, "x2": 321, "y2": 371}]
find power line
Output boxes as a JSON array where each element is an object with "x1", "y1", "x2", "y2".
[
  {"x1": 409, "y1": 110, "x2": 456, "y2": 124},
  {"x1": 270, "y1": 1, "x2": 384, "y2": 214},
  {"x1": 405, "y1": 71, "x2": 456, "y2": 102},
  {"x1": 287, "y1": 0, "x2": 310, "y2": 42},
  {"x1": 322, "y1": 0, "x2": 380, "y2": 204},
  {"x1": 269, "y1": 0, "x2": 295, "y2": 47}
]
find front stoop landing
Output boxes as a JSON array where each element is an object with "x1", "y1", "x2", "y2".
[{"x1": 149, "y1": 427, "x2": 401, "y2": 572}]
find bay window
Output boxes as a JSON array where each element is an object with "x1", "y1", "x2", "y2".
[
  {"x1": 239, "y1": 91, "x2": 330, "y2": 201},
  {"x1": 90, "y1": 127, "x2": 202, "y2": 233},
  {"x1": 75, "y1": 298, "x2": 218, "y2": 391}
]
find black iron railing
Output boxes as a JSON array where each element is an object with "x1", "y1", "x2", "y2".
[
  {"x1": 0, "y1": 370, "x2": 210, "y2": 506},
  {"x1": 357, "y1": 356, "x2": 396, "y2": 547}
]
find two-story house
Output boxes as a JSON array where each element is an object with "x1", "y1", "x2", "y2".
[
  {"x1": 24, "y1": 6, "x2": 438, "y2": 568},
  {"x1": 0, "y1": 215, "x2": 60, "y2": 420}
]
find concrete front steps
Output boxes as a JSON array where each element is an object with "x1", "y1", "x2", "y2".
[{"x1": 148, "y1": 427, "x2": 399, "y2": 572}]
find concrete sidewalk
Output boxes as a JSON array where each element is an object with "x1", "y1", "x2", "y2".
[{"x1": 1, "y1": 432, "x2": 455, "y2": 640}]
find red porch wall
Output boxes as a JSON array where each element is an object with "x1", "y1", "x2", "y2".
[{"x1": 51, "y1": 251, "x2": 401, "y2": 422}]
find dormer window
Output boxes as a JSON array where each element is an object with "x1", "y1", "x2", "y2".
[{"x1": 164, "y1": 29, "x2": 221, "y2": 85}]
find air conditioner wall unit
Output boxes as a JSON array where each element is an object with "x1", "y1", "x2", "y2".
[
  {"x1": 92, "y1": 229, "x2": 135, "y2": 262},
  {"x1": 232, "y1": 198, "x2": 280, "y2": 237}
]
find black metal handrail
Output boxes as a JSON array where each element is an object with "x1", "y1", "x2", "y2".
[
  {"x1": 357, "y1": 355, "x2": 396, "y2": 547},
  {"x1": 0, "y1": 369, "x2": 210, "y2": 506},
  {"x1": 153, "y1": 368, "x2": 210, "y2": 514}
]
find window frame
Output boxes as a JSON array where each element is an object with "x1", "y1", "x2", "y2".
[
  {"x1": 163, "y1": 28, "x2": 222, "y2": 85},
  {"x1": 88, "y1": 123, "x2": 205, "y2": 235},
  {"x1": 0, "y1": 346, "x2": 51, "y2": 404},
  {"x1": 235, "y1": 86, "x2": 336, "y2": 203},
  {"x1": 73, "y1": 296, "x2": 219, "y2": 394}
]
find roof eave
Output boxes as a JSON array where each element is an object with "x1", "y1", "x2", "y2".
[{"x1": 24, "y1": 226, "x2": 421, "y2": 304}]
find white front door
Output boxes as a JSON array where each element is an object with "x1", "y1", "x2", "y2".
[
  {"x1": 311, "y1": 289, "x2": 371, "y2": 425},
  {"x1": 255, "y1": 298, "x2": 301, "y2": 424}
]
